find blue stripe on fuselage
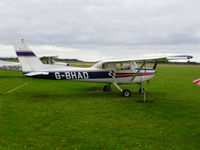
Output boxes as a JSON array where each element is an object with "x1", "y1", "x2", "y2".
[
  {"x1": 16, "y1": 51, "x2": 36, "y2": 56},
  {"x1": 135, "y1": 68, "x2": 154, "y2": 71},
  {"x1": 24, "y1": 71, "x2": 112, "y2": 80}
]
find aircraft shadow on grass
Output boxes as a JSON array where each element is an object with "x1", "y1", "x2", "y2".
[{"x1": 27, "y1": 91, "x2": 163, "y2": 103}]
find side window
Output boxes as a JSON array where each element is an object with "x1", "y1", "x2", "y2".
[
  {"x1": 102, "y1": 63, "x2": 110, "y2": 69},
  {"x1": 122, "y1": 62, "x2": 131, "y2": 70},
  {"x1": 116, "y1": 63, "x2": 131, "y2": 70},
  {"x1": 116, "y1": 63, "x2": 122, "y2": 70}
]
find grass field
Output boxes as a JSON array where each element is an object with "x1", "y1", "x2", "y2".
[{"x1": 0, "y1": 65, "x2": 200, "y2": 150}]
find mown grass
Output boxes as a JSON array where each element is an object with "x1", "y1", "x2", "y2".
[{"x1": 0, "y1": 65, "x2": 200, "y2": 150}]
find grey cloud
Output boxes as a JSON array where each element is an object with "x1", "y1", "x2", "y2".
[{"x1": 0, "y1": 0, "x2": 200, "y2": 61}]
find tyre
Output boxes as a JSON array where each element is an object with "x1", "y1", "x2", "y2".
[
  {"x1": 138, "y1": 88, "x2": 145, "y2": 94},
  {"x1": 103, "y1": 85, "x2": 111, "y2": 92},
  {"x1": 121, "y1": 89, "x2": 131, "y2": 97}
]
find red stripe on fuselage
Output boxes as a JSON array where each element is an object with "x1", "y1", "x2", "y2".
[
  {"x1": 115, "y1": 72, "x2": 154, "y2": 75},
  {"x1": 115, "y1": 72, "x2": 154, "y2": 78},
  {"x1": 116, "y1": 72, "x2": 154, "y2": 76}
]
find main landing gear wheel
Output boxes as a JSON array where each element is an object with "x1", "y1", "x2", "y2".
[
  {"x1": 138, "y1": 88, "x2": 145, "y2": 94},
  {"x1": 121, "y1": 89, "x2": 131, "y2": 97},
  {"x1": 103, "y1": 85, "x2": 111, "y2": 92}
]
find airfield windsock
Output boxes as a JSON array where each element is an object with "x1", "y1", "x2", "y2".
[{"x1": 12, "y1": 39, "x2": 44, "y2": 72}]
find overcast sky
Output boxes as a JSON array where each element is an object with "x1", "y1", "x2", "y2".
[{"x1": 0, "y1": 0, "x2": 200, "y2": 61}]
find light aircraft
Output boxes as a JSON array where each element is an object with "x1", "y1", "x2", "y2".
[{"x1": 12, "y1": 39, "x2": 193, "y2": 97}]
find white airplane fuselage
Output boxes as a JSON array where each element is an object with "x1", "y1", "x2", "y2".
[{"x1": 23, "y1": 65, "x2": 155, "y2": 84}]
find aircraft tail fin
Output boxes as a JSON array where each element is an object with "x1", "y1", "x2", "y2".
[{"x1": 12, "y1": 39, "x2": 44, "y2": 72}]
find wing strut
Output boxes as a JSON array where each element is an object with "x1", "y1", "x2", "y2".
[
  {"x1": 153, "y1": 61, "x2": 158, "y2": 70},
  {"x1": 131, "y1": 60, "x2": 146, "y2": 82}
]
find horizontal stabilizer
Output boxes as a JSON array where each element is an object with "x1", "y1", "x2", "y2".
[{"x1": 25, "y1": 72, "x2": 49, "y2": 76}]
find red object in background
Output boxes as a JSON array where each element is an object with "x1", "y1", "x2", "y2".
[{"x1": 193, "y1": 79, "x2": 200, "y2": 86}]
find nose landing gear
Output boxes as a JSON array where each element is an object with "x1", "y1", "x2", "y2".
[
  {"x1": 138, "y1": 88, "x2": 145, "y2": 94},
  {"x1": 138, "y1": 83, "x2": 145, "y2": 94},
  {"x1": 137, "y1": 83, "x2": 146, "y2": 102}
]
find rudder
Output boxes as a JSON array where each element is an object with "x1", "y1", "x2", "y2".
[{"x1": 12, "y1": 39, "x2": 44, "y2": 72}]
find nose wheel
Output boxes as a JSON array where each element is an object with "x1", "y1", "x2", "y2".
[
  {"x1": 138, "y1": 83, "x2": 145, "y2": 94},
  {"x1": 138, "y1": 87, "x2": 145, "y2": 94},
  {"x1": 138, "y1": 83, "x2": 146, "y2": 102}
]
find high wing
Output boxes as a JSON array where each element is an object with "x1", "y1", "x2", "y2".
[
  {"x1": 98, "y1": 55, "x2": 193, "y2": 64},
  {"x1": 92, "y1": 55, "x2": 193, "y2": 68}
]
